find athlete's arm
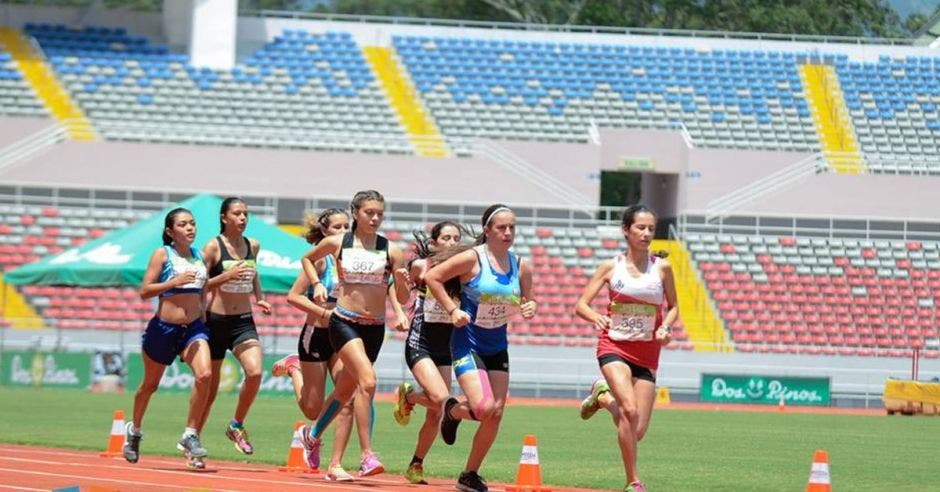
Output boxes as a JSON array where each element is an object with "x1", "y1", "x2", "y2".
[
  {"x1": 389, "y1": 243, "x2": 411, "y2": 305},
  {"x1": 410, "y1": 258, "x2": 427, "y2": 286},
  {"x1": 249, "y1": 239, "x2": 272, "y2": 315},
  {"x1": 286, "y1": 271, "x2": 331, "y2": 321},
  {"x1": 200, "y1": 239, "x2": 221, "y2": 291},
  {"x1": 387, "y1": 280, "x2": 409, "y2": 331},
  {"x1": 425, "y1": 248, "x2": 477, "y2": 327},
  {"x1": 301, "y1": 235, "x2": 340, "y2": 303},
  {"x1": 139, "y1": 248, "x2": 188, "y2": 299},
  {"x1": 519, "y1": 257, "x2": 537, "y2": 319},
  {"x1": 574, "y1": 260, "x2": 615, "y2": 332},
  {"x1": 656, "y1": 259, "x2": 679, "y2": 344}
]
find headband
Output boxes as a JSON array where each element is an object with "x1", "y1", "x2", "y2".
[{"x1": 484, "y1": 206, "x2": 513, "y2": 226}]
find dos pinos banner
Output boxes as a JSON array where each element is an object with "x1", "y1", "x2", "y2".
[{"x1": 700, "y1": 374, "x2": 830, "y2": 406}]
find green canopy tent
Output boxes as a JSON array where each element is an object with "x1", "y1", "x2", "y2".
[{"x1": 5, "y1": 194, "x2": 309, "y2": 292}]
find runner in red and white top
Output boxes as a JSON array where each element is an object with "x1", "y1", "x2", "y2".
[{"x1": 574, "y1": 204, "x2": 679, "y2": 492}]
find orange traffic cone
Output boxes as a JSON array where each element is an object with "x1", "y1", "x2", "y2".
[
  {"x1": 778, "y1": 394, "x2": 786, "y2": 412},
  {"x1": 278, "y1": 421, "x2": 317, "y2": 473},
  {"x1": 98, "y1": 410, "x2": 125, "y2": 458},
  {"x1": 806, "y1": 449, "x2": 831, "y2": 492},
  {"x1": 506, "y1": 434, "x2": 551, "y2": 491}
]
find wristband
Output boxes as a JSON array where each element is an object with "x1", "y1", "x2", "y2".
[{"x1": 447, "y1": 305, "x2": 459, "y2": 315}]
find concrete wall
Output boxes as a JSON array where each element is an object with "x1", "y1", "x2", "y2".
[
  {"x1": 0, "y1": 139, "x2": 589, "y2": 207},
  {"x1": 0, "y1": 117, "x2": 54, "y2": 148},
  {"x1": 497, "y1": 140, "x2": 601, "y2": 201},
  {"x1": 736, "y1": 173, "x2": 940, "y2": 220},
  {"x1": 684, "y1": 148, "x2": 812, "y2": 208}
]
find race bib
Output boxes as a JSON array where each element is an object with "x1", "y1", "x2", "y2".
[
  {"x1": 219, "y1": 259, "x2": 256, "y2": 293},
  {"x1": 340, "y1": 248, "x2": 386, "y2": 285},
  {"x1": 474, "y1": 293, "x2": 520, "y2": 329},
  {"x1": 423, "y1": 289, "x2": 455, "y2": 324},
  {"x1": 609, "y1": 302, "x2": 657, "y2": 341},
  {"x1": 170, "y1": 255, "x2": 207, "y2": 289}
]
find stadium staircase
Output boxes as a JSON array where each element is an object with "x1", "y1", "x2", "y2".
[
  {"x1": 363, "y1": 46, "x2": 450, "y2": 157},
  {"x1": 654, "y1": 239, "x2": 731, "y2": 352},
  {"x1": 0, "y1": 27, "x2": 95, "y2": 141},
  {"x1": 799, "y1": 64, "x2": 864, "y2": 174}
]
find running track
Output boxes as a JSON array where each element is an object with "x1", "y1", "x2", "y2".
[
  {"x1": 0, "y1": 404, "x2": 878, "y2": 491},
  {"x1": 0, "y1": 444, "x2": 600, "y2": 492}
]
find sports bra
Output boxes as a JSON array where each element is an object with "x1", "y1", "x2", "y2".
[
  {"x1": 209, "y1": 236, "x2": 256, "y2": 294},
  {"x1": 159, "y1": 245, "x2": 207, "y2": 297}
]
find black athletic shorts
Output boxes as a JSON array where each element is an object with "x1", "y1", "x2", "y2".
[
  {"x1": 207, "y1": 312, "x2": 259, "y2": 360},
  {"x1": 452, "y1": 348, "x2": 509, "y2": 377},
  {"x1": 298, "y1": 324, "x2": 334, "y2": 363},
  {"x1": 405, "y1": 343, "x2": 453, "y2": 370},
  {"x1": 598, "y1": 353, "x2": 656, "y2": 383},
  {"x1": 328, "y1": 313, "x2": 385, "y2": 363}
]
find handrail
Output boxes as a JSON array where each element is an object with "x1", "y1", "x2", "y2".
[
  {"x1": 0, "y1": 123, "x2": 69, "y2": 173},
  {"x1": 472, "y1": 140, "x2": 593, "y2": 208},
  {"x1": 671, "y1": 121, "x2": 696, "y2": 149},
  {"x1": 704, "y1": 152, "x2": 827, "y2": 220},
  {"x1": 241, "y1": 9, "x2": 915, "y2": 46},
  {"x1": 678, "y1": 213, "x2": 940, "y2": 242}
]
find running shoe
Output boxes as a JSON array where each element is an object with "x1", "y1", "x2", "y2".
[
  {"x1": 176, "y1": 433, "x2": 207, "y2": 459},
  {"x1": 580, "y1": 378, "x2": 610, "y2": 420},
  {"x1": 186, "y1": 456, "x2": 206, "y2": 470},
  {"x1": 393, "y1": 381, "x2": 415, "y2": 426},
  {"x1": 122, "y1": 422, "x2": 141, "y2": 463},
  {"x1": 456, "y1": 470, "x2": 488, "y2": 492},
  {"x1": 440, "y1": 397, "x2": 461, "y2": 445},
  {"x1": 272, "y1": 354, "x2": 300, "y2": 377},
  {"x1": 325, "y1": 464, "x2": 355, "y2": 482},
  {"x1": 358, "y1": 451, "x2": 385, "y2": 477},
  {"x1": 405, "y1": 462, "x2": 428, "y2": 485},
  {"x1": 298, "y1": 424, "x2": 321, "y2": 469},
  {"x1": 625, "y1": 480, "x2": 647, "y2": 492},
  {"x1": 225, "y1": 422, "x2": 254, "y2": 455}
]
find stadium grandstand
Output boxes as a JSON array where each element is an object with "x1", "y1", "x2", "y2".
[{"x1": 0, "y1": 0, "x2": 937, "y2": 413}]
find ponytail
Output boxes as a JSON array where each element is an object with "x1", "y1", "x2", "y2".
[{"x1": 303, "y1": 208, "x2": 347, "y2": 245}]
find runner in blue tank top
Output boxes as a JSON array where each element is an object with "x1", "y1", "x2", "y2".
[
  {"x1": 124, "y1": 207, "x2": 213, "y2": 470},
  {"x1": 424, "y1": 205, "x2": 537, "y2": 492}
]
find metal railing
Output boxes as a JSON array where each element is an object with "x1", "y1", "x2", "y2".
[
  {"x1": 472, "y1": 140, "x2": 593, "y2": 208},
  {"x1": 704, "y1": 152, "x2": 829, "y2": 221},
  {"x1": 242, "y1": 9, "x2": 916, "y2": 46},
  {"x1": 678, "y1": 213, "x2": 940, "y2": 242},
  {"x1": 0, "y1": 123, "x2": 69, "y2": 173},
  {"x1": 0, "y1": 181, "x2": 623, "y2": 229}
]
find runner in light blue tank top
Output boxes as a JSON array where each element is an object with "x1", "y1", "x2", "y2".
[
  {"x1": 423, "y1": 205, "x2": 537, "y2": 492},
  {"x1": 453, "y1": 244, "x2": 521, "y2": 359}
]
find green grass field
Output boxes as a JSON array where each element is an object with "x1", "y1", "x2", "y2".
[{"x1": 1, "y1": 387, "x2": 936, "y2": 491}]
